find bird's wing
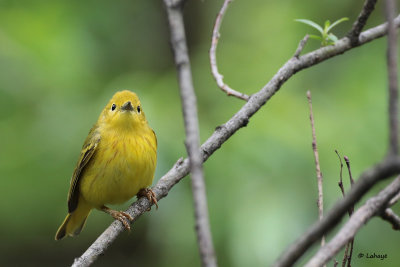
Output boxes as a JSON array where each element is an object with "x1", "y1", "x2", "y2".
[
  {"x1": 152, "y1": 129, "x2": 157, "y2": 147},
  {"x1": 67, "y1": 126, "x2": 100, "y2": 213}
]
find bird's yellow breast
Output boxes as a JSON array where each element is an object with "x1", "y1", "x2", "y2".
[{"x1": 79, "y1": 126, "x2": 157, "y2": 207}]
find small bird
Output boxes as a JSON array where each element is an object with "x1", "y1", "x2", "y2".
[{"x1": 55, "y1": 90, "x2": 157, "y2": 240}]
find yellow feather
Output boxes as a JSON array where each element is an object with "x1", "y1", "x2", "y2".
[{"x1": 55, "y1": 90, "x2": 157, "y2": 240}]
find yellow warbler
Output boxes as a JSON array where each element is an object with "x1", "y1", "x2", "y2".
[{"x1": 55, "y1": 90, "x2": 157, "y2": 240}]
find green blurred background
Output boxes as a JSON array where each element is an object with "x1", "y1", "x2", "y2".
[{"x1": 1, "y1": 0, "x2": 399, "y2": 266}]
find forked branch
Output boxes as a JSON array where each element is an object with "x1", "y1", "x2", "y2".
[{"x1": 72, "y1": 9, "x2": 400, "y2": 267}]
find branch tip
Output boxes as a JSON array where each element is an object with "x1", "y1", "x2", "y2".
[
  {"x1": 294, "y1": 34, "x2": 309, "y2": 58},
  {"x1": 210, "y1": 0, "x2": 250, "y2": 101}
]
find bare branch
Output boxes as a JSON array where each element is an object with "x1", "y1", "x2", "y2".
[
  {"x1": 304, "y1": 176, "x2": 400, "y2": 267},
  {"x1": 334, "y1": 151, "x2": 353, "y2": 267},
  {"x1": 380, "y1": 208, "x2": 400, "y2": 230},
  {"x1": 163, "y1": 1, "x2": 217, "y2": 266},
  {"x1": 344, "y1": 156, "x2": 355, "y2": 218},
  {"x1": 307, "y1": 91, "x2": 325, "y2": 247},
  {"x1": 385, "y1": 0, "x2": 399, "y2": 156},
  {"x1": 347, "y1": 0, "x2": 378, "y2": 45},
  {"x1": 210, "y1": 0, "x2": 250, "y2": 101},
  {"x1": 341, "y1": 244, "x2": 350, "y2": 267},
  {"x1": 344, "y1": 156, "x2": 355, "y2": 186},
  {"x1": 272, "y1": 156, "x2": 400, "y2": 267},
  {"x1": 335, "y1": 150, "x2": 345, "y2": 197},
  {"x1": 389, "y1": 191, "x2": 400, "y2": 206},
  {"x1": 72, "y1": 15, "x2": 400, "y2": 267},
  {"x1": 294, "y1": 35, "x2": 309, "y2": 58},
  {"x1": 342, "y1": 155, "x2": 355, "y2": 267}
]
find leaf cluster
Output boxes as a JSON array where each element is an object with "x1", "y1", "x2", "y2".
[{"x1": 295, "y1": 18, "x2": 348, "y2": 46}]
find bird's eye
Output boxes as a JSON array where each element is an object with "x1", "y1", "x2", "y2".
[
  {"x1": 137, "y1": 106, "x2": 141, "y2": 113},
  {"x1": 111, "y1": 104, "x2": 116, "y2": 111}
]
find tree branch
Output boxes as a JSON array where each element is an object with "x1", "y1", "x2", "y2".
[
  {"x1": 307, "y1": 91, "x2": 325, "y2": 247},
  {"x1": 272, "y1": 156, "x2": 400, "y2": 267},
  {"x1": 342, "y1": 155, "x2": 355, "y2": 267},
  {"x1": 389, "y1": 191, "x2": 400, "y2": 206},
  {"x1": 162, "y1": 1, "x2": 217, "y2": 266},
  {"x1": 385, "y1": 0, "x2": 399, "y2": 156},
  {"x1": 304, "y1": 176, "x2": 400, "y2": 267},
  {"x1": 380, "y1": 208, "x2": 400, "y2": 230},
  {"x1": 335, "y1": 150, "x2": 345, "y2": 197},
  {"x1": 293, "y1": 35, "x2": 309, "y2": 58},
  {"x1": 273, "y1": 13, "x2": 400, "y2": 267},
  {"x1": 335, "y1": 153, "x2": 355, "y2": 267},
  {"x1": 347, "y1": 0, "x2": 377, "y2": 45},
  {"x1": 72, "y1": 14, "x2": 400, "y2": 267},
  {"x1": 210, "y1": 0, "x2": 250, "y2": 101}
]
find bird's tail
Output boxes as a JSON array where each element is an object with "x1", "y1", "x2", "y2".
[{"x1": 55, "y1": 198, "x2": 92, "y2": 240}]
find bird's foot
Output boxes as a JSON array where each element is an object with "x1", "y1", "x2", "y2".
[
  {"x1": 101, "y1": 206, "x2": 133, "y2": 231},
  {"x1": 137, "y1": 188, "x2": 158, "y2": 210}
]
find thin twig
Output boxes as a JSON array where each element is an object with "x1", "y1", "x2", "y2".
[
  {"x1": 294, "y1": 35, "x2": 309, "y2": 58},
  {"x1": 389, "y1": 191, "x2": 400, "y2": 206},
  {"x1": 272, "y1": 156, "x2": 400, "y2": 267},
  {"x1": 307, "y1": 91, "x2": 325, "y2": 247},
  {"x1": 347, "y1": 0, "x2": 378, "y2": 45},
  {"x1": 163, "y1": 1, "x2": 217, "y2": 266},
  {"x1": 335, "y1": 150, "x2": 345, "y2": 197},
  {"x1": 344, "y1": 156, "x2": 355, "y2": 186},
  {"x1": 335, "y1": 150, "x2": 351, "y2": 267},
  {"x1": 333, "y1": 259, "x2": 339, "y2": 267},
  {"x1": 380, "y1": 208, "x2": 400, "y2": 230},
  {"x1": 274, "y1": 15, "x2": 400, "y2": 265},
  {"x1": 304, "y1": 176, "x2": 400, "y2": 267},
  {"x1": 341, "y1": 244, "x2": 350, "y2": 267},
  {"x1": 347, "y1": 244, "x2": 354, "y2": 267},
  {"x1": 72, "y1": 16, "x2": 400, "y2": 267},
  {"x1": 344, "y1": 156, "x2": 355, "y2": 216},
  {"x1": 385, "y1": 0, "x2": 399, "y2": 156},
  {"x1": 210, "y1": 0, "x2": 250, "y2": 101},
  {"x1": 343, "y1": 155, "x2": 355, "y2": 267}
]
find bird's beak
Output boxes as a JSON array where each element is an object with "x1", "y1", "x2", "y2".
[{"x1": 121, "y1": 101, "x2": 134, "y2": 111}]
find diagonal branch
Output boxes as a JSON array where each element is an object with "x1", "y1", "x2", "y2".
[
  {"x1": 273, "y1": 156, "x2": 400, "y2": 267},
  {"x1": 347, "y1": 0, "x2": 377, "y2": 45},
  {"x1": 273, "y1": 13, "x2": 400, "y2": 267},
  {"x1": 304, "y1": 176, "x2": 400, "y2": 267},
  {"x1": 210, "y1": 0, "x2": 250, "y2": 101},
  {"x1": 162, "y1": 1, "x2": 217, "y2": 266},
  {"x1": 72, "y1": 14, "x2": 400, "y2": 267}
]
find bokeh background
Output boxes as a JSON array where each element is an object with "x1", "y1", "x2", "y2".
[{"x1": 1, "y1": 0, "x2": 399, "y2": 266}]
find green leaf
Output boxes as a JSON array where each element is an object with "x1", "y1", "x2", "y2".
[
  {"x1": 327, "y1": 33, "x2": 338, "y2": 43},
  {"x1": 308, "y1": 34, "x2": 323, "y2": 41},
  {"x1": 327, "y1": 17, "x2": 349, "y2": 32},
  {"x1": 295, "y1": 19, "x2": 323, "y2": 34},
  {"x1": 324, "y1": 20, "x2": 331, "y2": 29}
]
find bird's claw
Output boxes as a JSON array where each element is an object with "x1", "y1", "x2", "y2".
[
  {"x1": 138, "y1": 188, "x2": 158, "y2": 210},
  {"x1": 102, "y1": 206, "x2": 133, "y2": 231}
]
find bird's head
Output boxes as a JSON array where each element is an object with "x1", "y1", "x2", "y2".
[{"x1": 99, "y1": 90, "x2": 147, "y2": 130}]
